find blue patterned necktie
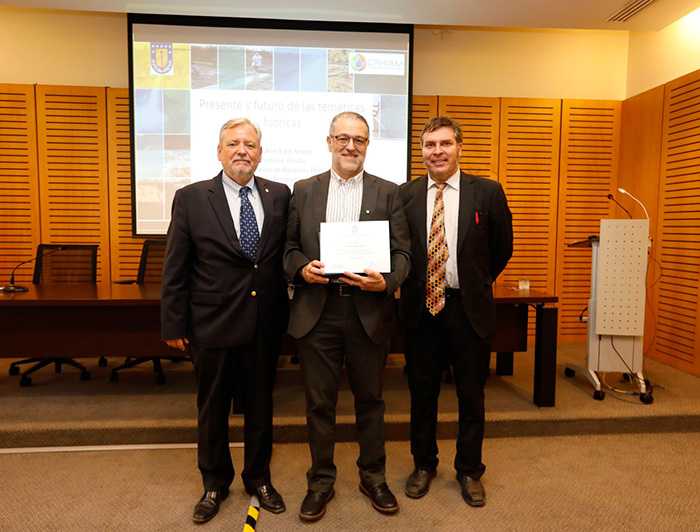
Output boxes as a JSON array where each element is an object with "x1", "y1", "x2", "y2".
[{"x1": 239, "y1": 186, "x2": 260, "y2": 261}]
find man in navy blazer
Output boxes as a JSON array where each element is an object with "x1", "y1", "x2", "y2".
[
  {"x1": 161, "y1": 118, "x2": 290, "y2": 524},
  {"x1": 399, "y1": 116, "x2": 513, "y2": 507}
]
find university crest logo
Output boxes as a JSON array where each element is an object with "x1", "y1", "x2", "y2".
[{"x1": 151, "y1": 43, "x2": 173, "y2": 75}]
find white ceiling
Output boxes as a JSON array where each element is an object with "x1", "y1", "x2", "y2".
[{"x1": 4, "y1": 0, "x2": 700, "y2": 31}]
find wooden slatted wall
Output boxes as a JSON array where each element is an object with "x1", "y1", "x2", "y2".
[
  {"x1": 651, "y1": 70, "x2": 700, "y2": 376},
  {"x1": 0, "y1": 84, "x2": 41, "y2": 285},
  {"x1": 556, "y1": 100, "x2": 621, "y2": 342},
  {"x1": 438, "y1": 97, "x2": 500, "y2": 181},
  {"x1": 410, "y1": 96, "x2": 438, "y2": 180},
  {"x1": 35, "y1": 85, "x2": 110, "y2": 282},
  {"x1": 107, "y1": 88, "x2": 146, "y2": 282},
  {"x1": 498, "y1": 99, "x2": 561, "y2": 301}
]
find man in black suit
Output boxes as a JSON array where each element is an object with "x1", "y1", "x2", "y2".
[
  {"x1": 284, "y1": 112, "x2": 411, "y2": 522},
  {"x1": 161, "y1": 118, "x2": 290, "y2": 524},
  {"x1": 399, "y1": 116, "x2": 513, "y2": 507}
]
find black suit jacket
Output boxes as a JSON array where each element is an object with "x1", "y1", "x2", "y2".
[
  {"x1": 161, "y1": 172, "x2": 291, "y2": 349},
  {"x1": 284, "y1": 171, "x2": 411, "y2": 344},
  {"x1": 399, "y1": 171, "x2": 513, "y2": 339}
]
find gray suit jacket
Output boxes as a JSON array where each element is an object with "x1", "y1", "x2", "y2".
[{"x1": 284, "y1": 170, "x2": 411, "y2": 344}]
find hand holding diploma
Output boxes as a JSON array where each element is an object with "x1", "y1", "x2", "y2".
[
  {"x1": 301, "y1": 260, "x2": 329, "y2": 284},
  {"x1": 340, "y1": 269, "x2": 387, "y2": 292}
]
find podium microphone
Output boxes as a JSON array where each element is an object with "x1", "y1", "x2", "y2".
[
  {"x1": 618, "y1": 188, "x2": 650, "y2": 220},
  {"x1": 606, "y1": 193, "x2": 632, "y2": 219},
  {"x1": 0, "y1": 246, "x2": 64, "y2": 293}
]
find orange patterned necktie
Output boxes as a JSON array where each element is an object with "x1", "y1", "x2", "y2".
[{"x1": 426, "y1": 183, "x2": 449, "y2": 316}]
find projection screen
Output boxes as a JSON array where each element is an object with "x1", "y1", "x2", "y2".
[{"x1": 128, "y1": 15, "x2": 413, "y2": 236}]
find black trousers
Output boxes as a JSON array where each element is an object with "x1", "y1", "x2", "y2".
[
  {"x1": 190, "y1": 328, "x2": 280, "y2": 492},
  {"x1": 404, "y1": 292, "x2": 491, "y2": 479},
  {"x1": 297, "y1": 291, "x2": 388, "y2": 491}
]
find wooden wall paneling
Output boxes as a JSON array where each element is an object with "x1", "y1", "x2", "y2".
[
  {"x1": 0, "y1": 84, "x2": 41, "y2": 285},
  {"x1": 618, "y1": 86, "x2": 664, "y2": 355},
  {"x1": 651, "y1": 70, "x2": 700, "y2": 376},
  {"x1": 498, "y1": 98, "x2": 561, "y2": 308},
  {"x1": 410, "y1": 95, "x2": 438, "y2": 180},
  {"x1": 35, "y1": 85, "x2": 110, "y2": 283},
  {"x1": 438, "y1": 96, "x2": 500, "y2": 180},
  {"x1": 107, "y1": 88, "x2": 146, "y2": 282},
  {"x1": 555, "y1": 100, "x2": 621, "y2": 342}
]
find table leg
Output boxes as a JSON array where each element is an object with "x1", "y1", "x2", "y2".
[
  {"x1": 496, "y1": 352, "x2": 514, "y2": 375},
  {"x1": 534, "y1": 304, "x2": 557, "y2": 406}
]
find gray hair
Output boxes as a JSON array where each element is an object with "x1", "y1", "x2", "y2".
[
  {"x1": 219, "y1": 118, "x2": 262, "y2": 145},
  {"x1": 329, "y1": 112, "x2": 369, "y2": 136}
]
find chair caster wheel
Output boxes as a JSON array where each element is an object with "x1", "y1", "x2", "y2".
[
  {"x1": 20, "y1": 376, "x2": 32, "y2": 387},
  {"x1": 640, "y1": 393, "x2": 654, "y2": 404},
  {"x1": 80, "y1": 370, "x2": 91, "y2": 381},
  {"x1": 593, "y1": 390, "x2": 605, "y2": 401},
  {"x1": 622, "y1": 373, "x2": 631, "y2": 381},
  {"x1": 9, "y1": 365, "x2": 20, "y2": 376},
  {"x1": 564, "y1": 367, "x2": 575, "y2": 378},
  {"x1": 155, "y1": 374, "x2": 166, "y2": 385},
  {"x1": 98, "y1": 357, "x2": 107, "y2": 367},
  {"x1": 109, "y1": 371, "x2": 119, "y2": 382}
]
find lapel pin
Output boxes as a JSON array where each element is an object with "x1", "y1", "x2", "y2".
[
  {"x1": 265, "y1": 188, "x2": 269, "y2": 193},
  {"x1": 365, "y1": 209, "x2": 370, "y2": 214}
]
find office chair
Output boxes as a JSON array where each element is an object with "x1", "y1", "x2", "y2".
[
  {"x1": 110, "y1": 239, "x2": 191, "y2": 384},
  {"x1": 9, "y1": 244, "x2": 98, "y2": 386}
]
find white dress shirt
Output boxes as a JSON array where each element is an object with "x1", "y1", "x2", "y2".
[
  {"x1": 326, "y1": 169, "x2": 363, "y2": 223},
  {"x1": 426, "y1": 170, "x2": 460, "y2": 289},
  {"x1": 221, "y1": 172, "x2": 265, "y2": 238}
]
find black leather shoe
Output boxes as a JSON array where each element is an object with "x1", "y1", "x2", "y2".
[
  {"x1": 192, "y1": 489, "x2": 229, "y2": 524},
  {"x1": 405, "y1": 468, "x2": 437, "y2": 499},
  {"x1": 299, "y1": 488, "x2": 335, "y2": 522},
  {"x1": 246, "y1": 483, "x2": 286, "y2": 514},
  {"x1": 456, "y1": 473, "x2": 486, "y2": 507},
  {"x1": 359, "y1": 481, "x2": 399, "y2": 514}
]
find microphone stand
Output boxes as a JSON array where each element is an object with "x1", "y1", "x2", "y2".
[
  {"x1": 0, "y1": 247, "x2": 64, "y2": 293},
  {"x1": 606, "y1": 193, "x2": 632, "y2": 219}
]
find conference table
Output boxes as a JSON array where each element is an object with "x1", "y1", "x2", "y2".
[{"x1": 0, "y1": 284, "x2": 558, "y2": 406}]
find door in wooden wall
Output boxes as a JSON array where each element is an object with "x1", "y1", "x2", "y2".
[
  {"x1": 555, "y1": 100, "x2": 621, "y2": 342},
  {"x1": 35, "y1": 85, "x2": 111, "y2": 282},
  {"x1": 0, "y1": 84, "x2": 40, "y2": 286},
  {"x1": 498, "y1": 98, "x2": 561, "y2": 301},
  {"x1": 651, "y1": 70, "x2": 700, "y2": 376}
]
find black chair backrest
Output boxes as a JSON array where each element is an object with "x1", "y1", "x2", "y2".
[
  {"x1": 136, "y1": 240, "x2": 167, "y2": 285},
  {"x1": 32, "y1": 244, "x2": 98, "y2": 284}
]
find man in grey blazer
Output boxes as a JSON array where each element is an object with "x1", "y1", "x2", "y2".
[
  {"x1": 162, "y1": 118, "x2": 290, "y2": 524},
  {"x1": 284, "y1": 112, "x2": 411, "y2": 522}
]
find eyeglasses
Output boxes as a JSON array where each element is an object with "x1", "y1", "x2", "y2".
[{"x1": 330, "y1": 135, "x2": 368, "y2": 148}]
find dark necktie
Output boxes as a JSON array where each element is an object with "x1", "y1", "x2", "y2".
[
  {"x1": 239, "y1": 186, "x2": 259, "y2": 261},
  {"x1": 426, "y1": 183, "x2": 449, "y2": 316}
]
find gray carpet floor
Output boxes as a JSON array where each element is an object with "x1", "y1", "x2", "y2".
[
  {"x1": 3, "y1": 344, "x2": 700, "y2": 448},
  {"x1": 2, "y1": 434, "x2": 699, "y2": 531}
]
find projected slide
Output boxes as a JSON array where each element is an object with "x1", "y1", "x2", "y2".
[{"x1": 131, "y1": 22, "x2": 411, "y2": 235}]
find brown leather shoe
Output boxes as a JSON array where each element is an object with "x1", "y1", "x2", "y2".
[
  {"x1": 192, "y1": 489, "x2": 229, "y2": 524},
  {"x1": 246, "y1": 483, "x2": 286, "y2": 514},
  {"x1": 359, "y1": 481, "x2": 399, "y2": 514},
  {"x1": 456, "y1": 473, "x2": 486, "y2": 507},
  {"x1": 405, "y1": 468, "x2": 437, "y2": 499},
  {"x1": 299, "y1": 488, "x2": 335, "y2": 522}
]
